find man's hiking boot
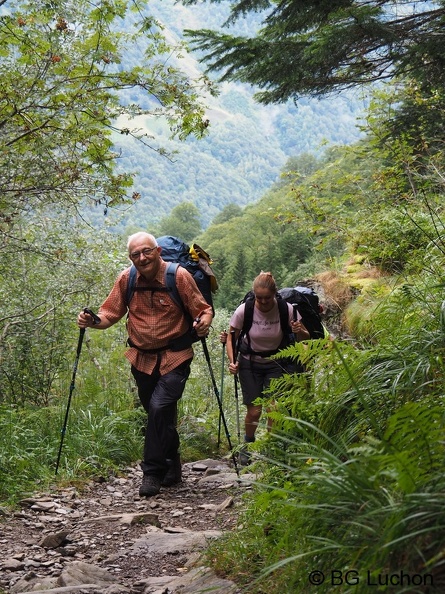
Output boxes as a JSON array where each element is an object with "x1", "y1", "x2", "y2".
[
  {"x1": 161, "y1": 454, "x2": 182, "y2": 487},
  {"x1": 139, "y1": 474, "x2": 161, "y2": 497}
]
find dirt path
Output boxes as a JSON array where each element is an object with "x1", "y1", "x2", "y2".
[{"x1": 0, "y1": 459, "x2": 251, "y2": 594}]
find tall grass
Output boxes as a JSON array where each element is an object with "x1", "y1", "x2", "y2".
[
  {"x1": 204, "y1": 282, "x2": 445, "y2": 593},
  {"x1": 0, "y1": 309, "x2": 234, "y2": 505}
]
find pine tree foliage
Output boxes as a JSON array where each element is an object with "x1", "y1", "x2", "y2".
[{"x1": 182, "y1": 0, "x2": 445, "y2": 103}]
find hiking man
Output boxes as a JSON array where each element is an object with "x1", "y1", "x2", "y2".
[
  {"x1": 226, "y1": 271, "x2": 309, "y2": 465},
  {"x1": 77, "y1": 232, "x2": 213, "y2": 496}
]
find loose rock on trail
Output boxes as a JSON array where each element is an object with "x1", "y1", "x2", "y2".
[{"x1": 0, "y1": 459, "x2": 254, "y2": 594}]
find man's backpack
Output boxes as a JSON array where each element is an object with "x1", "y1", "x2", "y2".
[
  {"x1": 126, "y1": 235, "x2": 217, "y2": 310},
  {"x1": 278, "y1": 286, "x2": 324, "y2": 339},
  {"x1": 125, "y1": 236, "x2": 217, "y2": 350}
]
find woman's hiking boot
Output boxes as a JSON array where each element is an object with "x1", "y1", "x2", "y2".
[
  {"x1": 239, "y1": 445, "x2": 251, "y2": 466},
  {"x1": 139, "y1": 474, "x2": 161, "y2": 497},
  {"x1": 239, "y1": 435, "x2": 255, "y2": 466},
  {"x1": 161, "y1": 454, "x2": 182, "y2": 487}
]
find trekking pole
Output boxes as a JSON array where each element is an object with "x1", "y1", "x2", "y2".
[
  {"x1": 230, "y1": 330, "x2": 241, "y2": 443},
  {"x1": 200, "y1": 336, "x2": 240, "y2": 476},
  {"x1": 217, "y1": 335, "x2": 226, "y2": 449},
  {"x1": 55, "y1": 308, "x2": 100, "y2": 475},
  {"x1": 55, "y1": 328, "x2": 85, "y2": 475}
]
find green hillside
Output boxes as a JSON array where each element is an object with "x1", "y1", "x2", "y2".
[{"x1": 82, "y1": 0, "x2": 365, "y2": 231}]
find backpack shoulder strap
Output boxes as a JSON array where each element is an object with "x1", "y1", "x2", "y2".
[
  {"x1": 238, "y1": 296, "x2": 292, "y2": 357},
  {"x1": 164, "y1": 262, "x2": 184, "y2": 311},
  {"x1": 126, "y1": 265, "x2": 137, "y2": 307},
  {"x1": 165, "y1": 263, "x2": 195, "y2": 334},
  {"x1": 241, "y1": 295, "x2": 288, "y2": 337},
  {"x1": 277, "y1": 296, "x2": 291, "y2": 335},
  {"x1": 242, "y1": 298, "x2": 255, "y2": 336},
  {"x1": 237, "y1": 298, "x2": 254, "y2": 355},
  {"x1": 126, "y1": 263, "x2": 181, "y2": 309}
]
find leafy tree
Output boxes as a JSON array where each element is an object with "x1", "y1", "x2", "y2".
[
  {"x1": 363, "y1": 81, "x2": 445, "y2": 196},
  {"x1": 280, "y1": 153, "x2": 321, "y2": 180},
  {"x1": 157, "y1": 201, "x2": 202, "y2": 241},
  {"x1": 210, "y1": 203, "x2": 243, "y2": 226},
  {"x1": 0, "y1": 0, "x2": 211, "y2": 230},
  {"x1": 182, "y1": 0, "x2": 445, "y2": 103},
  {"x1": 373, "y1": 81, "x2": 445, "y2": 158},
  {"x1": 0, "y1": 212, "x2": 124, "y2": 406},
  {"x1": 0, "y1": 0, "x2": 216, "y2": 406}
]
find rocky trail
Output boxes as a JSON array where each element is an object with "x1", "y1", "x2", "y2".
[{"x1": 0, "y1": 459, "x2": 253, "y2": 594}]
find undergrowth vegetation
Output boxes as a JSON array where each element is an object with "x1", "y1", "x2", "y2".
[
  {"x1": 203, "y1": 274, "x2": 445, "y2": 593},
  {"x1": 0, "y1": 310, "x2": 233, "y2": 505}
]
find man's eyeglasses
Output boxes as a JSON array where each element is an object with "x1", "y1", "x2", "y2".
[{"x1": 129, "y1": 247, "x2": 157, "y2": 260}]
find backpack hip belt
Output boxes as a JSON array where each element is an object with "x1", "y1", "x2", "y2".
[
  {"x1": 127, "y1": 337, "x2": 170, "y2": 354},
  {"x1": 238, "y1": 342, "x2": 282, "y2": 358}
]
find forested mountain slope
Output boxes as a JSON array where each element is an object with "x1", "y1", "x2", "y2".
[{"x1": 88, "y1": 0, "x2": 365, "y2": 232}]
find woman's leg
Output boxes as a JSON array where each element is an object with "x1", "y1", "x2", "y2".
[{"x1": 245, "y1": 403, "x2": 262, "y2": 440}]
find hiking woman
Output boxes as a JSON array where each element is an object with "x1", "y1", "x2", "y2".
[{"x1": 226, "y1": 271, "x2": 309, "y2": 465}]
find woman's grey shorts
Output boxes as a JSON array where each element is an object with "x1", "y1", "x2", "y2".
[{"x1": 238, "y1": 356, "x2": 295, "y2": 406}]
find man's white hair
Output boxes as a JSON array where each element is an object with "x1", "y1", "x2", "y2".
[{"x1": 127, "y1": 232, "x2": 158, "y2": 252}]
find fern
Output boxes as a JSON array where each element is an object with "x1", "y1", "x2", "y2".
[{"x1": 381, "y1": 402, "x2": 445, "y2": 493}]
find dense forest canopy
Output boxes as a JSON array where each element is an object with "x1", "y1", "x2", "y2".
[
  {"x1": 105, "y1": 88, "x2": 364, "y2": 231},
  {"x1": 82, "y1": 0, "x2": 367, "y2": 231}
]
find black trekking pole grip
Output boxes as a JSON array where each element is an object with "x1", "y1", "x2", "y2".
[{"x1": 83, "y1": 307, "x2": 101, "y2": 325}]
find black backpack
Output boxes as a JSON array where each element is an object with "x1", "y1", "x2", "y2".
[
  {"x1": 278, "y1": 286, "x2": 324, "y2": 339},
  {"x1": 238, "y1": 285, "x2": 324, "y2": 354},
  {"x1": 125, "y1": 236, "x2": 217, "y2": 350},
  {"x1": 238, "y1": 291, "x2": 293, "y2": 358}
]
